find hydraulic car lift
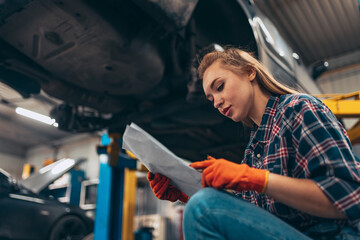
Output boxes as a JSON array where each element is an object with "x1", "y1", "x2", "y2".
[
  {"x1": 314, "y1": 91, "x2": 360, "y2": 144},
  {"x1": 94, "y1": 133, "x2": 137, "y2": 240}
]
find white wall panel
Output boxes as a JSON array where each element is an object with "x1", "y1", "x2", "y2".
[
  {"x1": 0, "y1": 152, "x2": 24, "y2": 178},
  {"x1": 317, "y1": 65, "x2": 360, "y2": 94},
  {"x1": 353, "y1": 144, "x2": 360, "y2": 158},
  {"x1": 26, "y1": 134, "x2": 100, "y2": 180}
]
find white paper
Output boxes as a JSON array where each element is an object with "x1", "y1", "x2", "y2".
[{"x1": 122, "y1": 122, "x2": 202, "y2": 196}]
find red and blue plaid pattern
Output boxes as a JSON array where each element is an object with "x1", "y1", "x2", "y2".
[{"x1": 238, "y1": 94, "x2": 360, "y2": 231}]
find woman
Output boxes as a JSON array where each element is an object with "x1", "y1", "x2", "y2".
[{"x1": 147, "y1": 47, "x2": 360, "y2": 239}]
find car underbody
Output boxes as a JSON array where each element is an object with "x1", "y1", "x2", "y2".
[{"x1": 0, "y1": 0, "x2": 315, "y2": 162}]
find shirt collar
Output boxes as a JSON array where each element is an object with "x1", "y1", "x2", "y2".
[{"x1": 250, "y1": 94, "x2": 280, "y2": 144}]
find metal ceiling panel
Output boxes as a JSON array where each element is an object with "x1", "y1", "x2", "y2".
[
  {"x1": 0, "y1": 83, "x2": 71, "y2": 150},
  {"x1": 254, "y1": 0, "x2": 360, "y2": 66}
]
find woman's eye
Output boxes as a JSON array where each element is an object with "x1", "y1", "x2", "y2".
[{"x1": 217, "y1": 83, "x2": 224, "y2": 91}]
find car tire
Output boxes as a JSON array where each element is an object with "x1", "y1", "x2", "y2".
[{"x1": 48, "y1": 215, "x2": 88, "y2": 240}]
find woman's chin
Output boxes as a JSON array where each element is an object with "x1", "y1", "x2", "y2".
[{"x1": 230, "y1": 115, "x2": 243, "y2": 122}]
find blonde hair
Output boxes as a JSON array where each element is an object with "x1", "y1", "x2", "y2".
[{"x1": 198, "y1": 47, "x2": 298, "y2": 126}]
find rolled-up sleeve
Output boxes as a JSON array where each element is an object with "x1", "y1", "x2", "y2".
[{"x1": 290, "y1": 96, "x2": 360, "y2": 225}]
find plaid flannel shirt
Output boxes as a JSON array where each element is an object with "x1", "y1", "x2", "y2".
[{"x1": 239, "y1": 93, "x2": 360, "y2": 231}]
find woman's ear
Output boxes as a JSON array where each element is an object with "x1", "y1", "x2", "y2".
[{"x1": 248, "y1": 69, "x2": 256, "y2": 81}]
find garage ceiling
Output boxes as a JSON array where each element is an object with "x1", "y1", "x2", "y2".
[
  {"x1": 0, "y1": 83, "x2": 71, "y2": 158},
  {"x1": 0, "y1": 0, "x2": 359, "y2": 158},
  {"x1": 254, "y1": 0, "x2": 360, "y2": 67}
]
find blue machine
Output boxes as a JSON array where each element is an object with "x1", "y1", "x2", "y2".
[
  {"x1": 94, "y1": 133, "x2": 137, "y2": 240},
  {"x1": 69, "y1": 169, "x2": 86, "y2": 206},
  {"x1": 134, "y1": 227, "x2": 153, "y2": 240}
]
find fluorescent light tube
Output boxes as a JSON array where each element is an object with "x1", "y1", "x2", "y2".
[{"x1": 15, "y1": 107, "x2": 58, "y2": 127}]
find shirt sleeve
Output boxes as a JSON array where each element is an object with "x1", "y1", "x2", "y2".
[{"x1": 289, "y1": 95, "x2": 360, "y2": 225}]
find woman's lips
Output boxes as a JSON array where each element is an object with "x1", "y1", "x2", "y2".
[{"x1": 222, "y1": 106, "x2": 231, "y2": 116}]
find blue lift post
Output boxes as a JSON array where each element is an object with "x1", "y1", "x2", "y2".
[
  {"x1": 69, "y1": 168, "x2": 86, "y2": 206},
  {"x1": 94, "y1": 133, "x2": 137, "y2": 240}
]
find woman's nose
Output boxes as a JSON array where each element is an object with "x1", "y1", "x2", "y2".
[{"x1": 213, "y1": 97, "x2": 223, "y2": 109}]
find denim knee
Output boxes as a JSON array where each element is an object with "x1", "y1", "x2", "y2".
[
  {"x1": 184, "y1": 188, "x2": 225, "y2": 221},
  {"x1": 183, "y1": 188, "x2": 311, "y2": 240}
]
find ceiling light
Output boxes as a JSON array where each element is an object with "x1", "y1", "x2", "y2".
[
  {"x1": 15, "y1": 107, "x2": 58, "y2": 127},
  {"x1": 214, "y1": 44, "x2": 224, "y2": 52},
  {"x1": 292, "y1": 53, "x2": 299, "y2": 59}
]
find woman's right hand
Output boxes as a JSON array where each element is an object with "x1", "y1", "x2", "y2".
[{"x1": 147, "y1": 172, "x2": 189, "y2": 203}]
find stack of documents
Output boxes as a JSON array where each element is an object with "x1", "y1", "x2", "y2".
[{"x1": 122, "y1": 123, "x2": 202, "y2": 196}]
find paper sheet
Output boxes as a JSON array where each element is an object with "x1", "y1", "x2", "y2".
[{"x1": 122, "y1": 123, "x2": 202, "y2": 196}]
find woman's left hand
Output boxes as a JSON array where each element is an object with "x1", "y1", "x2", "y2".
[{"x1": 190, "y1": 156, "x2": 269, "y2": 193}]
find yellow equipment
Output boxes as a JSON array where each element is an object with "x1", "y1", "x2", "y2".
[
  {"x1": 314, "y1": 91, "x2": 360, "y2": 144},
  {"x1": 22, "y1": 164, "x2": 36, "y2": 179}
]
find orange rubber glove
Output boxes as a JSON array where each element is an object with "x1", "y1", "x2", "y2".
[
  {"x1": 147, "y1": 172, "x2": 189, "y2": 202},
  {"x1": 190, "y1": 156, "x2": 269, "y2": 193}
]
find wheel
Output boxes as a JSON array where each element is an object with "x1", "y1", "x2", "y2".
[{"x1": 48, "y1": 215, "x2": 88, "y2": 240}]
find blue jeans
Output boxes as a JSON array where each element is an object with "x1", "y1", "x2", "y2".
[{"x1": 183, "y1": 188, "x2": 359, "y2": 240}]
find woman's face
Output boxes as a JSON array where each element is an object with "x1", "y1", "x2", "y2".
[{"x1": 202, "y1": 61, "x2": 255, "y2": 122}]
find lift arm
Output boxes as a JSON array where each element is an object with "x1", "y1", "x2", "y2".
[{"x1": 314, "y1": 91, "x2": 360, "y2": 144}]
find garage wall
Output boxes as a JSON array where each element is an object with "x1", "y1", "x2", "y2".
[
  {"x1": 353, "y1": 144, "x2": 360, "y2": 159},
  {"x1": 26, "y1": 133, "x2": 101, "y2": 180},
  {"x1": 0, "y1": 152, "x2": 24, "y2": 178},
  {"x1": 316, "y1": 63, "x2": 360, "y2": 158},
  {"x1": 317, "y1": 64, "x2": 360, "y2": 95},
  {"x1": 317, "y1": 63, "x2": 360, "y2": 130},
  {"x1": 136, "y1": 179, "x2": 184, "y2": 240}
]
